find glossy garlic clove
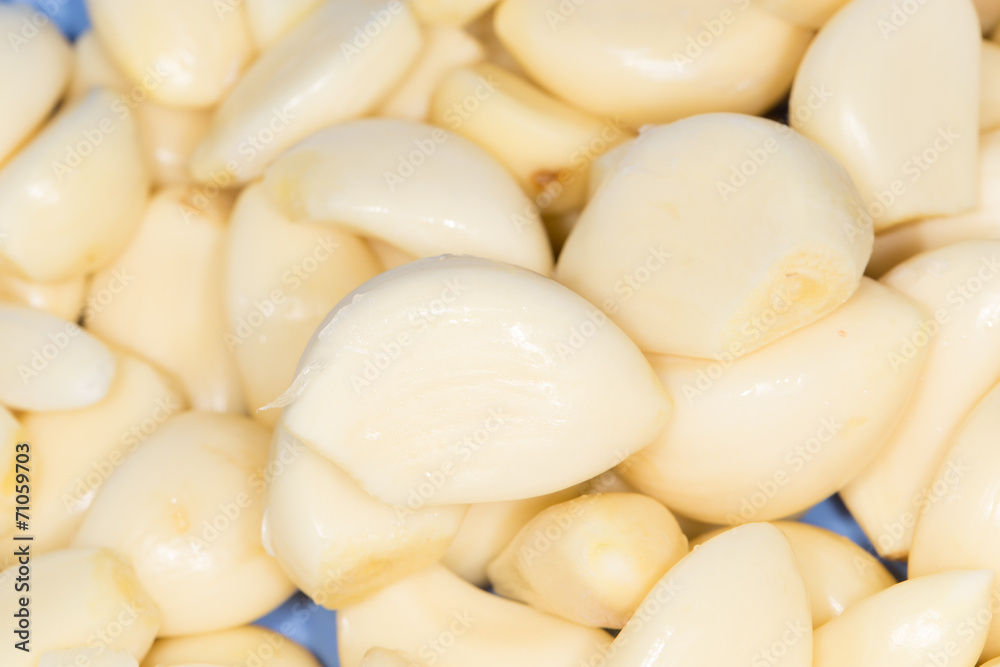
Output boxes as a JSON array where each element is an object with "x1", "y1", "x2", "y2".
[{"x1": 141, "y1": 625, "x2": 321, "y2": 667}]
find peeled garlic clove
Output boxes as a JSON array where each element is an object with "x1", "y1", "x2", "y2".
[
  {"x1": 264, "y1": 424, "x2": 468, "y2": 608},
  {"x1": 587, "y1": 137, "x2": 633, "y2": 201},
  {"x1": 0, "y1": 3, "x2": 71, "y2": 164},
  {"x1": 360, "y1": 648, "x2": 420, "y2": 667},
  {"x1": 757, "y1": 0, "x2": 852, "y2": 29},
  {"x1": 0, "y1": 547, "x2": 160, "y2": 666},
  {"x1": 0, "y1": 304, "x2": 115, "y2": 411},
  {"x1": 68, "y1": 29, "x2": 128, "y2": 99},
  {"x1": 487, "y1": 493, "x2": 688, "y2": 629},
  {"x1": 72, "y1": 411, "x2": 294, "y2": 636},
  {"x1": 244, "y1": 0, "x2": 325, "y2": 50},
  {"x1": 262, "y1": 118, "x2": 552, "y2": 274},
  {"x1": 189, "y1": 0, "x2": 422, "y2": 184},
  {"x1": 0, "y1": 89, "x2": 149, "y2": 283},
  {"x1": 910, "y1": 381, "x2": 1000, "y2": 661},
  {"x1": 366, "y1": 238, "x2": 417, "y2": 272},
  {"x1": 983, "y1": 41, "x2": 1000, "y2": 132},
  {"x1": 135, "y1": 102, "x2": 211, "y2": 187},
  {"x1": 226, "y1": 184, "x2": 380, "y2": 426},
  {"x1": 412, "y1": 0, "x2": 498, "y2": 26},
  {"x1": 41, "y1": 649, "x2": 137, "y2": 667},
  {"x1": 143, "y1": 625, "x2": 321, "y2": 667},
  {"x1": 337, "y1": 564, "x2": 611, "y2": 667},
  {"x1": 86, "y1": 0, "x2": 254, "y2": 108},
  {"x1": 557, "y1": 113, "x2": 872, "y2": 359},
  {"x1": 0, "y1": 273, "x2": 85, "y2": 322},
  {"x1": 429, "y1": 63, "x2": 633, "y2": 215},
  {"x1": 85, "y1": 186, "x2": 245, "y2": 414},
  {"x1": 842, "y1": 240, "x2": 1000, "y2": 559},
  {"x1": 790, "y1": 0, "x2": 979, "y2": 231},
  {"x1": 621, "y1": 279, "x2": 926, "y2": 524},
  {"x1": 280, "y1": 256, "x2": 669, "y2": 506},
  {"x1": 813, "y1": 571, "x2": 994, "y2": 667},
  {"x1": 495, "y1": 0, "x2": 812, "y2": 126},
  {"x1": 604, "y1": 523, "x2": 811, "y2": 667}
]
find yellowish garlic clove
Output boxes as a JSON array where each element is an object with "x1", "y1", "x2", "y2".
[
  {"x1": 790, "y1": 0, "x2": 980, "y2": 231},
  {"x1": 262, "y1": 118, "x2": 552, "y2": 274},
  {"x1": 263, "y1": 425, "x2": 468, "y2": 608},
  {"x1": 557, "y1": 113, "x2": 872, "y2": 359},
  {"x1": 983, "y1": 41, "x2": 1000, "y2": 131},
  {"x1": 41, "y1": 649, "x2": 137, "y2": 667},
  {"x1": 134, "y1": 102, "x2": 211, "y2": 187},
  {"x1": 359, "y1": 648, "x2": 421, "y2": 667},
  {"x1": 412, "y1": 0, "x2": 498, "y2": 27},
  {"x1": 0, "y1": 273, "x2": 86, "y2": 322},
  {"x1": 279, "y1": 255, "x2": 670, "y2": 506},
  {"x1": 141, "y1": 625, "x2": 321, "y2": 667},
  {"x1": 72, "y1": 411, "x2": 295, "y2": 636},
  {"x1": 365, "y1": 238, "x2": 417, "y2": 273},
  {"x1": 67, "y1": 29, "x2": 128, "y2": 100},
  {"x1": 487, "y1": 492, "x2": 689, "y2": 629},
  {"x1": 244, "y1": 0, "x2": 325, "y2": 51},
  {"x1": 756, "y1": 0, "x2": 852, "y2": 29},
  {"x1": 842, "y1": 240, "x2": 1000, "y2": 559},
  {"x1": 337, "y1": 564, "x2": 611, "y2": 667},
  {"x1": 189, "y1": 0, "x2": 422, "y2": 184},
  {"x1": 226, "y1": 184, "x2": 380, "y2": 427}
]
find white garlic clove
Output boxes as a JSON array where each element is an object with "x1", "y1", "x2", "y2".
[
  {"x1": 142, "y1": 625, "x2": 321, "y2": 667},
  {"x1": 0, "y1": 273, "x2": 86, "y2": 322},
  {"x1": 244, "y1": 0, "x2": 325, "y2": 51}
]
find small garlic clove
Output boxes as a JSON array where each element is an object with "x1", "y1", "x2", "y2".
[
  {"x1": 142, "y1": 625, "x2": 321, "y2": 667},
  {"x1": 244, "y1": 0, "x2": 325, "y2": 51},
  {"x1": 411, "y1": 0, "x2": 499, "y2": 26},
  {"x1": 134, "y1": 102, "x2": 212, "y2": 187},
  {"x1": 0, "y1": 273, "x2": 86, "y2": 322},
  {"x1": 67, "y1": 29, "x2": 128, "y2": 100}
]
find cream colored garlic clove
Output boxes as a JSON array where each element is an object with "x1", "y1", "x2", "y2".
[
  {"x1": 0, "y1": 303, "x2": 116, "y2": 412},
  {"x1": 41, "y1": 649, "x2": 137, "y2": 667},
  {"x1": 842, "y1": 240, "x2": 1000, "y2": 559},
  {"x1": 263, "y1": 424, "x2": 468, "y2": 608},
  {"x1": 72, "y1": 411, "x2": 295, "y2": 636},
  {"x1": 790, "y1": 0, "x2": 979, "y2": 231},
  {"x1": 0, "y1": 3, "x2": 72, "y2": 165},
  {"x1": 84, "y1": 186, "x2": 245, "y2": 414},
  {"x1": 910, "y1": 381, "x2": 1000, "y2": 662},
  {"x1": 189, "y1": 0, "x2": 422, "y2": 184},
  {"x1": 365, "y1": 238, "x2": 417, "y2": 272},
  {"x1": 557, "y1": 113, "x2": 872, "y2": 359},
  {"x1": 226, "y1": 184, "x2": 380, "y2": 426},
  {"x1": 0, "y1": 547, "x2": 161, "y2": 667},
  {"x1": 262, "y1": 118, "x2": 552, "y2": 274},
  {"x1": 586, "y1": 138, "x2": 633, "y2": 202},
  {"x1": 135, "y1": 103, "x2": 211, "y2": 187},
  {"x1": 412, "y1": 0, "x2": 498, "y2": 26},
  {"x1": 0, "y1": 89, "x2": 149, "y2": 283},
  {"x1": 813, "y1": 570, "x2": 994, "y2": 667},
  {"x1": 141, "y1": 625, "x2": 321, "y2": 667},
  {"x1": 983, "y1": 41, "x2": 1000, "y2": 131},
  {"x1": 244, "y1": 0, "x2": 325, "y2": 50},
  {"x1": 279, "y1": 255, "x2": 669, "y2": 506},
  {"x1": 359, "y1": 649, "x2": 421, "y2": 667},
  {"x1": 756, "y1": 0, "x2": 852, "y2": 29},
  {"x1": 337, "y1": 564, "x2": 611, "y2": 667},
  {"x1": 620, "y1": 278, "x2": 927, "y2": 524},
  {"x1": 0, "y1": 273, "x2": 86, "y2": 322},
  {"x1": 68, "y1": 30, "x2": 128, "y2": 99},
  {"x1": 603, "y1": 523, "x2": 812, "y2": 667},
  {"x1": 494, "y1": 0, "x2": 812, "y2": 127},
  {"x1": 85, "y1": 0, "x2": 254, "y2": 108},
  {"x1": 487, "y1": 492, "x2": 688, "y2": 629}
]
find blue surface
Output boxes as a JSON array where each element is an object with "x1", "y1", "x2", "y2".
[{"x1": 0, "y1": 0, "x2": 89, "y2": 38}]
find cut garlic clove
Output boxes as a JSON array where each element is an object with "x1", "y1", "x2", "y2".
[
  {"x1": 359, "y1": 648, "x2": 420, "y2": 667},
  {"x1": 41, "y1": 649, "x2": 137, "y2": 667},
  {"x1": 0, "y1": 89, "x2": 149, "y2": 283},
  {"x1": 262, "y1": 119, "x2": 552, "y2": 274},
  {"x1": 0, "y1": 547, "x2": 160, "y2": 666},
  {"x1": 983, "y1": 41, "x2": 1000, "y2": 131},
  {"x1": 620, "y1": 279, "x2": 927, "y2": 524},
  {"x1": 244, "y1": 0, "x2": 325, "y2": 51},
  {"x1": 280, "y1": 255, "x2": 669, "y2": 506},
  {"x1": 842, "y1": 240, "x2": 1000, "y2": 559},
  {"x1": 494, "y1": 0, "x2": 812, "y2": 127},
  {"x1": 557, "y1": 113, "x2": 872, "y2": 359},
  {"x1": 412, "y1": 0, "x2": 498, "y2": 26},
  {"x1": 0, "y1": 303, "x2": 116, "y2": 412},
  {"x1": 0, "y1": 273, "x2": 86, "y2": 322},
  {"x1": 337, "y1": 564, "x2": 611, "y2": 667},
  {"x1": 189, "y1": 0, "x2": 422, "y2": 184},
  {"x1": 910, "y1": 381, "x2": 1000, "y2": 662},
  {"x1": 813, "y1": 570, "x2": 994, "y2": 667},
  {"x1": 142, "y1": 625, "x2": 321, "y2": 667},
  {"x1": 226, "y1": 184, "x2": 380, "y2": 426},
  {"x1": 86, "y1": 0, "x2": 254, "y2": 108},
  {"x1": 790, "y1": 0, "x2": 979, "y2": 231},
  {"x1": 604, "y1": 523, "x2": 812, "y2": 667},
  {"x1": 68, "y1": 30, "x2": 128, "y2": 99},
  {"x1": 72, "y1": 411, "x2": 295, "y2": 636},
  {"x1": 263, "y1": 424, "x2": 468, "y2": 608},
  {"x1": 487, "y1": 492, "x2": 688, "y2": 629},
  {"x1": 135, "y1": 102, "x2": 212, "y2": 187}
]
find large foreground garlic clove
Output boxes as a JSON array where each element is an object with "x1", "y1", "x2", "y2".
[
  {"x1": 72, "y1": 412, "x2": 295, "y2": 636},
  {"x1": 337, "y1": 564, "x2": 611, "y2": 667},
  {"x1": 487, "y1": 492, "x2": 688, "y2": 629},
  {"x1": 494, "y1": 0, "x2": 812, "y2": 127},
  {"x1": 359, "y1": 649, "x2": 420, "y2": 667},
  {"x1": 910, "y1": 381, "x2": 1000, "y2": 661},
  {"x1": 556, "y1": 113, "x2": 872, "y2": 359},
  {"x1": 42, "y1": 649, "x2": 137, "y2": 667},
  {"x1": 189, "y1": 0, "x2": 422, "y2": 184},
  {"x1": 244, "y1": 0, "x2": 325, "y2": 50},
  {"x1": 279, "y1": 256, "x2": 669, "y2": 506},
  {"x1": 86, "y1": 0, "x2": 254, "y2": 108},
  {"x1": 813, "y1": 571, "x2": 994, "y2": 667},
  {"x1": 0, "y1": 3, "x2": 71, "y2": 164},
  {"x1": 85, "y1": 186, "x2": 245, "y2": 414},
  {"x1": 68, "y1": 30, "x2": 128, "y2": 99},
  {"x1": 603, "y1": 523, "x2": 811, "y2": 667},
  {"x1": 0, "y1": 273, "x2": 85, "y2": 322},
  {"x1": 262, "y1": 119, "x2": 552, "y2": 274},
  {"x1": 263, "y1": 425, "x2": 468, "y2": 608},
  {"x1": 135, "y1": 103, "x2": 212, "y2": 187},
  {"x1": 226, "y1": 184, "x2": 380, "y2": 426},
  {"x1": 0, "y1": 304, "x2": 116, "y2": 412},
  {"x1": 141, "y1": 625, "x2": 321, "y2": 667},
  {"x1": 790, "y1": 0, "x2": 979, "y2": 231},
  {"x1": 842, "y1": 240, "x2": 1000, "y2": 559},
  {"x1": 757, "y1": 0, "x2": 851, "y2": 29},
  {"x1": 0, "y1": 548, "x2": 161, "y2": 666},
  {"x1": 429, "y1": 63, "x2": 633, "y2": 215},
  {"x1": 620, "y1": 279, "x2": 926, "y2": 524},
  {"x1": 412, "y1": 0, "x2": 498, "y2": 26},
  {"x1": 0, "y1": 89, "x2": 149, "y2": 283}
]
